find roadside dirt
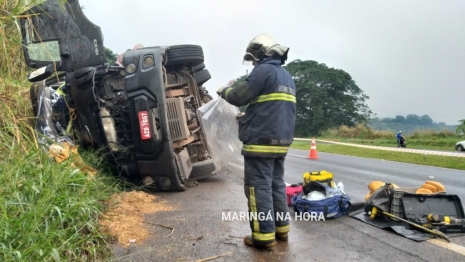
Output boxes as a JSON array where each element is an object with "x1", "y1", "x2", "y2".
[{"x1": 99, "y1": 190, "x2": 176, "y2": 247}]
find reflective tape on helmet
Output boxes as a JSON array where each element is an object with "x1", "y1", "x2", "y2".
[
  {"x1": 255, "y1": 93, "x2": 296, "y2": 103},
  {"x1": 243, "y1": 145, "x2": 289, "y2": 153}
]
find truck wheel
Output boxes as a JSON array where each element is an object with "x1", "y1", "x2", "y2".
[
  {"x1": 193, "y1": 69, "x2": 211, "y2": 86},
  {"x1": 192, "y1": 62, "x2": 205, "y2": 73},
  {"x1": 165, "y1": 45, "x2": 204, "y2": 67}
]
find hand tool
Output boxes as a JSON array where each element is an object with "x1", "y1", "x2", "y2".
[
  {"x1": 427, "y1": 213, "x2": 465, "y2": 225},
  {"x1": 369, "y1": 207, "x2": 450, "y2": 242}
]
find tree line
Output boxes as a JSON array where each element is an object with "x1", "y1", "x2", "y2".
[{"x1": 369, "y1": 115, "x2": 457, "y2": 134}]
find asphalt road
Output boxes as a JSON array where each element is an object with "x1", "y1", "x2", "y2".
[{"x1": 111, "y1": 150, "x2": 465, "y2": 262}]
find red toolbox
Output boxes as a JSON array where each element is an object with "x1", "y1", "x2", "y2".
[{"x1": 286, "y1": 184, "x2": 303, "y2": 206}]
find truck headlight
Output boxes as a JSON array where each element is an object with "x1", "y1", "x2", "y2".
[{"x1": 126, "y1": 63, "x2": 136, "y2": 73}]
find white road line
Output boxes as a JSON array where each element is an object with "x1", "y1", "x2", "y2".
[
  {"x1": 288, "y1": 153, "x2": 306, "y2": 158},
  {"x1": 427, "y1": 239, "x2": 465, "y2": 256}
]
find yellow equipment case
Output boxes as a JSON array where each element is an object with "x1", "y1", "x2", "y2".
[{"x1": 303, "y1": 170, "x2": 335, "y2": 188}]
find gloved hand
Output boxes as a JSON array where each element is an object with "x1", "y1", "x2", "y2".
[
  {"x1": 236, "y1": 112, "x2": 245, "y2": 120},
  {"x1": 216, "y1": 86, "x2": 226, "y2": 97}
]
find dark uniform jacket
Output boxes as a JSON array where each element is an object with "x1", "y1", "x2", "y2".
[{"x1": 220, "y1": 56, "x2": 296, "y2": 157}]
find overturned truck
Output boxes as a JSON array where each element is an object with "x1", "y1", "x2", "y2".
[{"x1": 21, "y1": 0, "x2": 219, "y2": 191}]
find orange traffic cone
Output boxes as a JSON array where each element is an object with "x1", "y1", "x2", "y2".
[{"x1": 307, "y1": 137, "x2": 319, "y2": 159}]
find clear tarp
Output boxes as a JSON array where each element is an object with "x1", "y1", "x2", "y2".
[
  {"x1": 197, "y1": 96, "x2": 244, "y2": 171},
  {"x1": 33, "y1": 80, "x2": 73, "y2": 147},
  {"x1": 32, "y1": 81, "x2": 97, "y2": 175}
]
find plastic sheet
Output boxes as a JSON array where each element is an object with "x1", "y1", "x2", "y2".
[
  {"x1": 33, "y1": 80, "x2": 73, "y2": 148},
  {"x1": 32, "y1": 81, "x2": 97, "y2": 175},
  {"x1": 197, "y1": 96, "x2": 244, "y2": 171}
]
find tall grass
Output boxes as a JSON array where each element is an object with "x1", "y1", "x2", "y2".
[
  {"x1": 1, "y1": 1, "x2": 121, "y2": 260},
  {"x1": 321, "y1": 123, "x2": 460, "y2": 140},
  {"x1": 318, "y1": 124, "x2": 461, "y2": 150}
]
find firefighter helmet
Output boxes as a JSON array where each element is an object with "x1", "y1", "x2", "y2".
[{"x1": 243, "y1": 34, "x2": 289, "y2": 65}]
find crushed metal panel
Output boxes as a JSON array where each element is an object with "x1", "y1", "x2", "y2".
[{"x1": 20, "y1": 0, "x2": 106, "y2": 70}]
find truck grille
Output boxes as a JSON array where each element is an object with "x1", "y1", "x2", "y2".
[{"x1": 166, "y1": 98, "x2": 190, "y2": 142}]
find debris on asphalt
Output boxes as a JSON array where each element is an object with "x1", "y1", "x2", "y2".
[
  {"x1": 195, "y1": 250, "x2": 235, "y2": 262},
  {"x1": 99, "y1": 191, "x2": 175, "y2": 247}
]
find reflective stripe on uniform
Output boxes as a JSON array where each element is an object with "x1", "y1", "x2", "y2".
[
  {"x1": 252, "y1": 232, "x2": 275, "y2": 241},
  {"x1": 276, "y1": 225, "x2": 290, "y2": 233},
  {"x1": 255, "y1": 93, "x2": 296, "y2": 103},
  {"x1": 243, "y1": 145, "x2": 289, "y2": 153},
  {"x1": 249, "y1": 187, "x2": 260, "y2": 233}
]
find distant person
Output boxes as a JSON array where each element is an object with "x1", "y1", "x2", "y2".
[{"x1": 396, "y1": 131, "x2": 403, "y2": 147}]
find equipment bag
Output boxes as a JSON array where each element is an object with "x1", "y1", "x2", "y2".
[
  {"x1": 364, "y1": 183, "x2": 395, "y2": 214},
  {"x1": 286, "y1": 184, "x2": 303, "y2": 206},
  {"x1": 303, "y1": 170, "x2": 335, "y2": 188},
  {"x1": 291, "y1": 192, "x2": 351, "y2": 219}
]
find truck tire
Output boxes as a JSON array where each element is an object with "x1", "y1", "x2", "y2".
[
  {"x1": 192, "y1": 62, "x2": 205, "y2": 73},
  {"x1": 165, "y1": 45, "x2": 204, "y2": 67},
  {"x1": 193, "y1": 69, "x2": 211, "y2": 86}
]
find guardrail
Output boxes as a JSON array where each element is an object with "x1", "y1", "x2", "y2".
[{"x1": 293, "y1": 138, "x2": 465, "y2": 158}]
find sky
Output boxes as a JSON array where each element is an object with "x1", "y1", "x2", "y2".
[{"x1": 80, "y1": 0, "x2": 465, "y2": 125}]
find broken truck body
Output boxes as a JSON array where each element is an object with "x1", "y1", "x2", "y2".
[{"x1": 21, "y1": 0, "x2": 226, "y2": 191}]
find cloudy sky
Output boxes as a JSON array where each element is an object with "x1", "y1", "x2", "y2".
[{"x1": 80, "y1": 0, "x2": 465, "y2": 125}]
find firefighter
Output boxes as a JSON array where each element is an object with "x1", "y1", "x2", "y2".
[{"x1": 217, "y1": 34, "x2": 296, "y2": 250}]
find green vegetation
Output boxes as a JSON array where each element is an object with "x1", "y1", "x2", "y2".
[
  {"x1": 369, "y1": 114, "x2": 457, "y2": 134},
  {"x1": 291, "y1": 142, "x2": 465, "y2": 170},
  {"x1": 456, "y1": 119, "x2": 465, "y2": 136},
  {"x1": 104, "y1": 47, "x2": 118, "y2": 65},
  {"x1": 315, "y1": 123, "x2": 462, "y2": 151},
  {"x1": 1, "y1": 1, "x2": 121, "y2": 260}
]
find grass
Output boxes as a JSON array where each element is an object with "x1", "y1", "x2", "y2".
[
  {"x1": 1, "y1": 1, "x2": 124, "y2": 260},
  {"x1": 291, "y1": 141, "x2": 465, "y2": 170}
]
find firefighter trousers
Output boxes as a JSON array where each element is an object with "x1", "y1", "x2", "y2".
[{"x1": 243, "y1": 156, "x2": 290, "y2": 243}]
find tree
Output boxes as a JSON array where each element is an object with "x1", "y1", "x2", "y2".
[
  {"x1": 395, "y1": 115, "x2": 406, "y2": 123},
  {"x1": 456, "y1": 119, "x2": 465, "y2": 136},
  {"x1": 420, "y1": 115, "x2": 433, "y2": 126},
  {"x1": 104, "y1": 47, "x2": 117, "y2": 65},
  {"x1": 406, "y1": 114, "x2": 420, "y2": 124},
  {"x1": 283, "y1": 60, "x2": 373, "y2": 136}
]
